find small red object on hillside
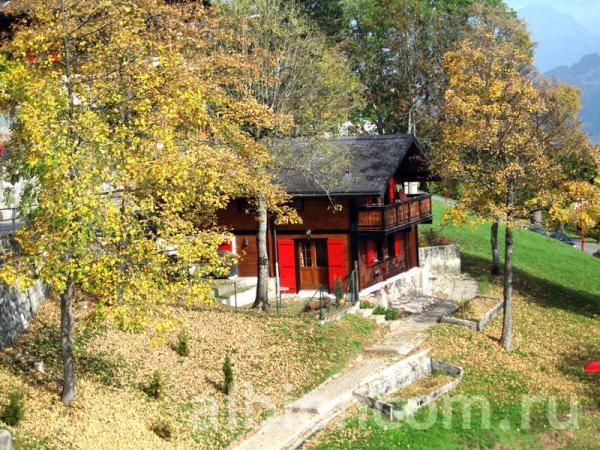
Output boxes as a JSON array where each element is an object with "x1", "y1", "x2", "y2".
[{"x1": 584, "y1": 362, "x2": 600, "y2": 373}]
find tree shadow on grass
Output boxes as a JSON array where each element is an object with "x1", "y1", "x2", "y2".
[
  {"x1": 460, "y1": 253, "x2": 599, "y2": 394},
  {"x1": 1, "y1": 319, "x2": 134, "y2": 394},
  {"x1": 460, "y1": 254, "x2": 600, "y2": 319}
]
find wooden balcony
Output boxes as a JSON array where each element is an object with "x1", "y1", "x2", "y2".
[{"x1": 356, "y1": 193, "x2": 432, "y2": 233}]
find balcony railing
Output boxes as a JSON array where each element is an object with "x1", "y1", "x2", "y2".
[
  {"x1": 356, "y1": 193, "x2": 432, "y2": 232},
  {"x1": 359, "y1": 254, "x2": 408, "y2": 289}
]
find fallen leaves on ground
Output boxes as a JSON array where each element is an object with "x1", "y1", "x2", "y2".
[{"x1": 0, "y1": 296, "x2": 378, "y2": 449}]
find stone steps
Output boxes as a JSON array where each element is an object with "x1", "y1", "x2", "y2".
[{"x1": 285, "y1": 358, "x2": 388, "y2": 416}]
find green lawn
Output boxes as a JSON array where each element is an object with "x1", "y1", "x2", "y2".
[
  {"x1": 431, "y1": 200, "x2": 600, "y2": 308},
  {"x1": 309, "y1": 199, "x2": 600, "y2": 450}
]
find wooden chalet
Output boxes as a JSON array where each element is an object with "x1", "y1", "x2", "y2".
[{"x1": 218, "y1": 134, "x2": 434, "y2": 295}]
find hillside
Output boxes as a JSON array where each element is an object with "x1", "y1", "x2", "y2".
[
  {"x1": 0, "y1": 301, "x2": 377, "y2": 448},
  {"x1": 547, "y1": 53, "x2": 600, "y2": 144},
  {"x1": 309, "y1": 199, "x2": 600, "y2": 449}
]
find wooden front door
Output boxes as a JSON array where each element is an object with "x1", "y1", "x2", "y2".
[{"x1": 297, "y1": 239, "x2": 329, "y2": 290}]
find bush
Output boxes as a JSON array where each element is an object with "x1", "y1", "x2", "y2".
[
  {"x1": 151, "y1": 418, "x2": 173, "y2": 441},
  {"x1": 372, "y1": 305, "x2": 386, "y2": 315},
  {"x1": 175, "y1": 329, "x2": 190, "y2": 357},
  {"x1": 359, "y1": 300, "x2": 374, "y2": 309},
  {"x1": 222, "y1": 353, "x2": 234, "y2": 395},
  {"x1": 1, "y1": 389, "x2": 24, "y2": 427},
  {"x1": 384, "y1": 308, "x2": 399, "y2": 321},
  {"x1": 333, "y1": 277, "x2": 344, "y2": 302},
  {"x1": 145, "y1": 371, "x2": 165, "y2": 399},
  {"x1": 419, "y1": 228, "x2": 451, "y2": 247}
]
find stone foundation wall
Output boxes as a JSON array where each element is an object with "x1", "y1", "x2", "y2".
[
  {"x1": 419, "y1": 245, "x2": 461, "y2": 274},
  {"x1": 0, "y1": 279, "x2": 48, "y2": 350},
  {"x1": 360, "y1": 266, "x2": 431, "y2": 307}
]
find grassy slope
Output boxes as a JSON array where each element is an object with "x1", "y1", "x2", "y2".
[
  {"x1": 0, "y1": 301, "x2": 377, "y2": 449},
  {"x1": 310, "y1": 200, "x2": 600, "y2": 449},
  {"x1": 433, "y1": 200, "x2": 600, "y2": 306}
]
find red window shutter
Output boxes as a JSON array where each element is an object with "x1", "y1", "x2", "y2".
[
  {"x1": 218, "y1": 240, "x2": 233, "y2": 252},
  {"x1": 394, "y1": 232, "x2": 403, "y2": 257},
  {"x1": 388, "y1": 177, "x2": 396, "y2": 203},
  {"x1": 277, "y1": 239, "x2": 297, "y2": 293},
  {"x1": 366, "y1": 240, "x2": 376, "y2": 267},
  {"x1": 327, "y1": 239, "x2": 346, "y2": 291}
]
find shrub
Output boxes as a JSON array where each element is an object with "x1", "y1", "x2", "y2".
[
  {"x1": 1, "y1": 389, "x2": 24, "y2": 427},
  {"x1": 151, "y1": 418, "x2": 173, "y2": 441},
  {"x1": 145, "y1": 371, "x2": 165, "y2": 399},
  {"x1": 359, "y1": 300, "x2": 374, "y2": 309},
  {"x1": 419, "y1": 228, "x2": 451, "y2": 247},
  {"x1": 222, "y1": 353, "x2": 234, "y2": 395},
  {"x1": 384, "y1": 308, "x2": 399, "y2": 321},
  {"x1": 372, "y1": 305, "x2": 386, "y2": 315},
  {"x1": 333, "y1": 277, "x2": 344, "y2": 302},
  {"x1": 175, "y1": 329, "x2": 190, "y2": 357}
]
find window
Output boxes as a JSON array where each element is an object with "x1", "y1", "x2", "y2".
[
  {"x1": 365, "y1": 240, "x2": 376, "y2": 267},
  {"x1": 237, "y1": 199, "x2": 250, "y2": 213},
  {"x1": 387, "y1": 234, "x2": 396, "y2": 258},
  {"x1": 292, "y1": 198, "x2": 304, "y2": 211},
  {"x1": 315, "y1": 240, "x2": 327, "y2": 267},
  {"x1": 376, "y1": 239, "x2": 385, "y2": 263},
  {"x1": 299, "y1": 240, "x2": 311, "y2": 267}
]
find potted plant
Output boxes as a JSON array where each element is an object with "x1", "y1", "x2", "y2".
[{"x1": 334, "y1": 277, "x2": 345, "y2": 306}]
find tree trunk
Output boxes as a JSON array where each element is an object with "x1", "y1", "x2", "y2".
[
  {"x1": 580, "y1": 219, "x2": 586, "y2": 252},
  {"x1": 252, "y1": 195, "x2": 270, "y2": 312},
  {"x1": 500, "y1": 182, "x2": 515, "y2": 352},
  {"x1": 490, "y1": 221, "x2": 500, "y2": 276},
  {"x1": 529, "y1": 209, "x2": 542, "y2": 227},
  {"x1": 60, "y1": 281, "x2": 76, "y2": 405}
]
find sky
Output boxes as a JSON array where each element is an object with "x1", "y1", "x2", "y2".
[{"x1": 504, "y1": 0, "x2": 600, "y2": 36}]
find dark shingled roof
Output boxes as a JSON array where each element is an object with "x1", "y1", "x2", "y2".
[{"x1": 275, "y1": 134, "x2": 425, "y2": 197}]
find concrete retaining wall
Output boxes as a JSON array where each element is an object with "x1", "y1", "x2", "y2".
[
  {"x1": 0, "y1": 429, "x2": 12, "y2": 450},
  {"x1": 360, "y1": 266, "x2": 431, "y2": 308},
  {"x1": 419, "y1": 245, "x2": 461, "y2": 274},
  {"x1": 439, "y1": 297, "x2": 503, "y2": 332},
  {"x1": 354, "y1": 352, "x2": 464, "y2": 421},
  {"x1": 0, "y1": 279, "x2": 48, "y2": 350}
]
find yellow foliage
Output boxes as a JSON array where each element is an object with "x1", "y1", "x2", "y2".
[{"x1": 0, "y1": 0, "x2": 286, "y2": 333}]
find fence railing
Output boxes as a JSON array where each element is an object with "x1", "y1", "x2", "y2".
[
  {"x1": 356, "y1": 193, "x2": 432, "y2": 232},
  {"x1": 0, "y1": 208, "x2": 19, "y2": 235}
]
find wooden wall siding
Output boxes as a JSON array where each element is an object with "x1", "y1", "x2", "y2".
[
  {"x1": 277, "y1": 197, "x2": 351, "y2": 231},
  {"x1": 408, "y1": 225, "x2": 418, "y2": 268},
  {"x1": 217, "y1": 203, "x2": 257, "y2": 233},
  {"x1": 235, "y1": 234, "x2": 258, "y2": 277},
  {"x1": 217, "y1": 197, "x2": 352, "y2": 234}
]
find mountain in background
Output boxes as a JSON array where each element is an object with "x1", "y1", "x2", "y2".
[
  {"x1": 517, "y1": 2, "x2": 600, "y2": 72},
  {"x1": 547, "y1": 54, "x2": 600, "y2": 143},
  {"x1": 509, "y1": 2, "x2": 600, "y2": 143},
  {"x1": 507, "y1": 0, "x2": 600, "y2": 39}
]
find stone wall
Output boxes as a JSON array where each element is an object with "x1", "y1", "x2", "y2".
[
  {"x1": 360, "y1": 266, "x2": 431, "y2": 307},
  {"x1": 0, "y1": 279, "x2": 47, "y2": 350},
  {"x1": 419, "y1": 244, "x2": 461, "y2": 275},
  {"x1": 0, "y1": 429, "x2": 13, "y2": 450}
]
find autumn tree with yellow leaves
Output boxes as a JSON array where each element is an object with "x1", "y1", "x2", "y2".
[
  {"x1": 0, "y1": 0, "x2": 280, "y2": 405},
  {"x1": 437, "y1": 28, "x2": 558, "y2": 351},
  {"x1": 225, "y1": 0, "x2": 362, "y2": 311}
]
